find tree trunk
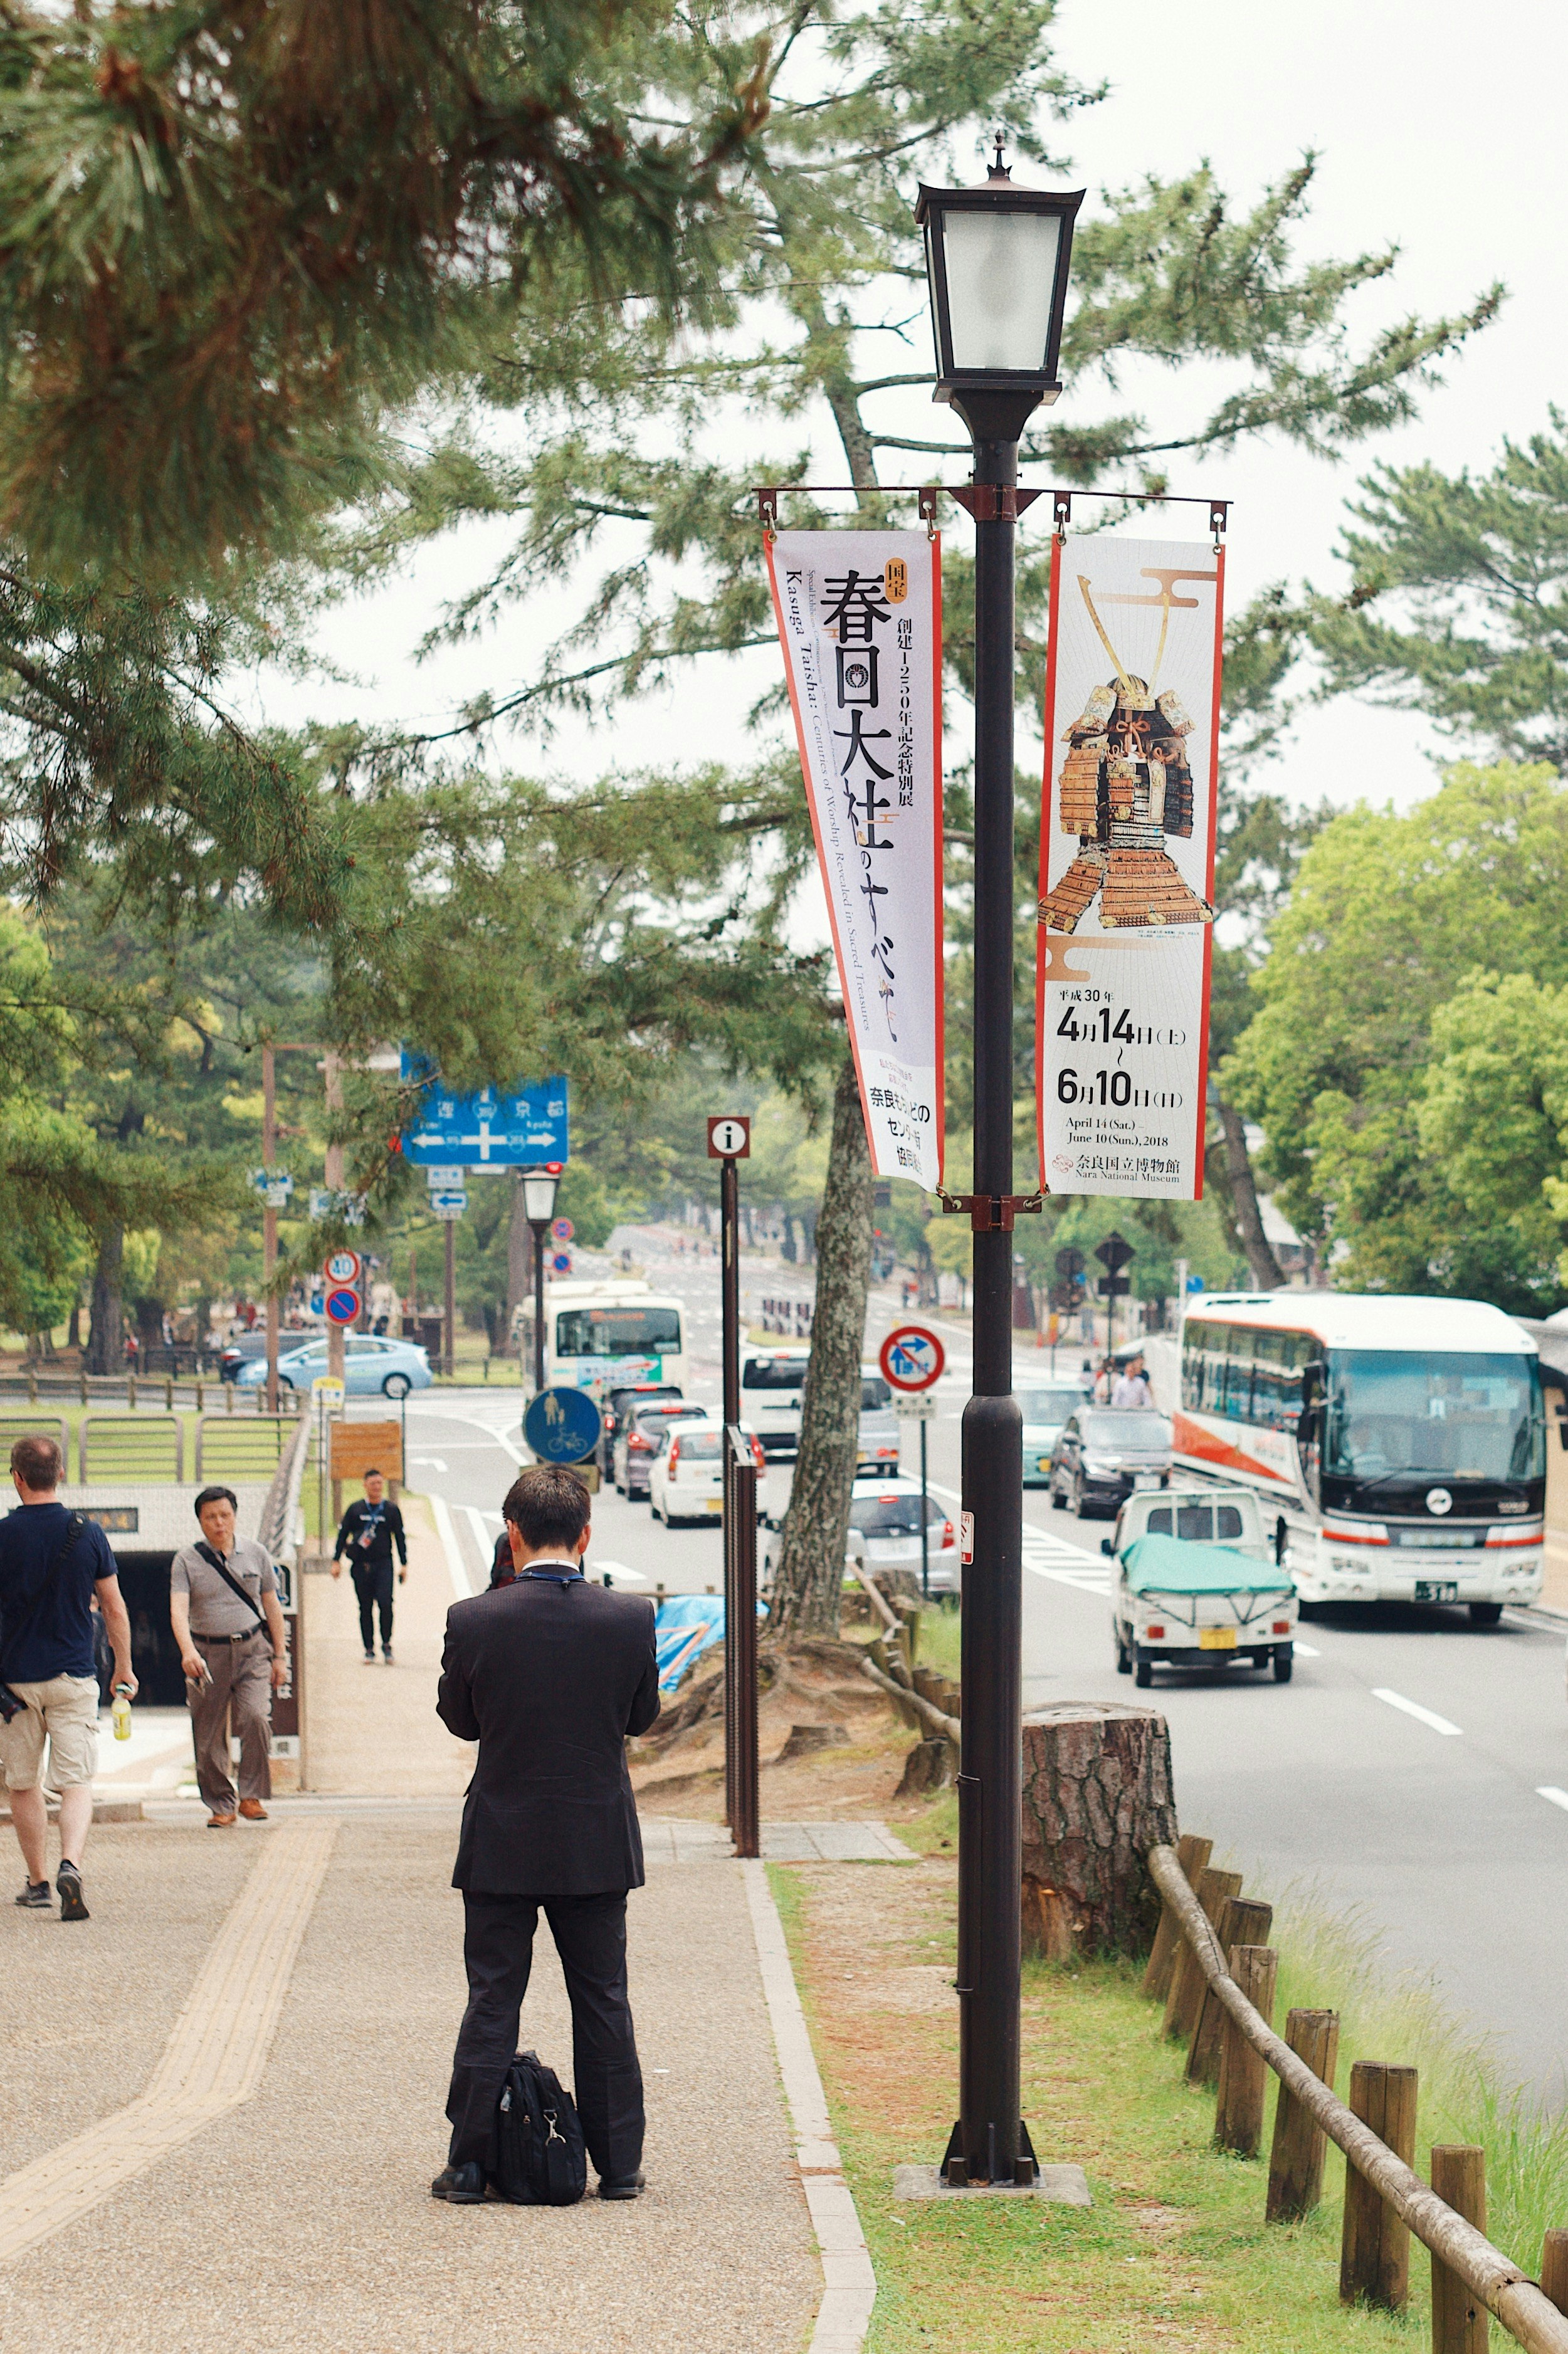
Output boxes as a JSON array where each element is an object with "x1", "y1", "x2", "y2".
[
  {"x1": 769, "y1": 1051, "x2": 873, "y2": 1636},
  {"x1": 1213, "y1": 1096, "x2": 1285, "y2": 1289},
  {"x1": 67, "y1": 1297, "x2": 82, "y2": 1353},
  {"x1": 87, "y1": 1223, "x2": 125, "y2": 1375},
  {"x1": 1020, "y1": 1703, "x2": 1179, "y2": 1958}
]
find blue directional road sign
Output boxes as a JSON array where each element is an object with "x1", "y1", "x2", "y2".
[
  {"x1": 524, "y1": 1385, "x2": 603, "y2": 1465},
  {"x1": 401, "y1": 1054, "x2": 569, "y2": 1167}
]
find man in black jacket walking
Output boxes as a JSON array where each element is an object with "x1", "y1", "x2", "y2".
[
  {"x1": 432, "y1": 1463, "x2": 659, "y2": 2205},
  {"x1": 330, "y1": 1469, "x2": 407, "y2": 1663}
]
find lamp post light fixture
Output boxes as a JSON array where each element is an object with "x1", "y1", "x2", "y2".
[
  {"x1": 520, "y1": 1165, "x2": 562, "y2": 1394},
  {"x1": 917, "y1": 145, "x2": 1082, "y2": 2193}
]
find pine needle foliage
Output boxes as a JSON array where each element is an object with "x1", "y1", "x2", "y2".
[{"x1": 0, "y1": 0, "x2": 765, "y2": 579}]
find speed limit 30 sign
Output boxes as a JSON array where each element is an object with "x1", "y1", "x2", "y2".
[{"x1": 707, "y1": 1115, "x2": 751, "y2": 1159}]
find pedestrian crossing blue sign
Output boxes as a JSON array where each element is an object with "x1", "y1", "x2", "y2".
[
  {"x1": 524, "y1": 1386, "x2": 603, "y2": 1464},
  {"x1": 400, "y1": 1054, "x2": 568, "y2": 1166}
]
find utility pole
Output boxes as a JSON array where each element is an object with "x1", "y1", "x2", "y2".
[
  {"x1": 444, "y1": 1218, "x2": 457, "y2": 1380},
  {"x1": 262, "y1": 1042, "x2": 279, "y2": 1414}
]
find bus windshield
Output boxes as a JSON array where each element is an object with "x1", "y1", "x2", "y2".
[
  {"x1": 1324, "y1": 1351, "x2": 1544, "y2": 1485},
  {"x1": 555, "y1": 1305, "x2": 681, "y2": 1358}
]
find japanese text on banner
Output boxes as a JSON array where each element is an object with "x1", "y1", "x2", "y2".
[
  {"x1": 766, "y1": 530, "x2": 945, "y2": 1189},
  {"x1": 1036, "y1": 531, "x2": 1225, "y2": 1201}
]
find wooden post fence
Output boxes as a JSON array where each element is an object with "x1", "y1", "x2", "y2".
[
  {"x1": 1146, "y1": 1843, "x2": 1568, "y2": 2354},
  {"x1": 1214, "y1": 1945, "x2": 1277, "y2": 2157},
  {"x1": 1189, "y1": 1896, "x2": 1273, "y2": 2086},
  {"x1": 1267, "y1": 2009, "x2": 1341, "y2": 2223},
  {"x1": 1341, "y1": 2062, "x2": 1419, "y2": 2311},
  {"x1": 1431, "y1": 2146, "x2": 1490, "y2": 2353},
  {"x1": 1164, "y1": 1866, "x2": 1240, "y2": 2044},
  {"x1": 1143, "y1": 1831, "x2": 1211, "y2": 2004}
]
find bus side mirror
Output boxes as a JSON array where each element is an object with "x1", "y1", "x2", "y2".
[
  {"x1": 1274, "y1": 1515, "x2": 1287, "y2": 1567},
  {"x1": 1100, "y1": 1537, "x2": 1113, "y2": 1557}
]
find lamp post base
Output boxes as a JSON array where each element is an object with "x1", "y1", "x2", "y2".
[
  {"x1": 899, "y1": 2154, "x2": 1090, "y2": 2206},
  {"x1": 942, "y1": 2117, "x2": 1039, "y2": 2190}
]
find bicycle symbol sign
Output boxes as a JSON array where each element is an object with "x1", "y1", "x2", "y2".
[{"x1": 878, "y1": 1324, "x2": 945, "y2": 1393}]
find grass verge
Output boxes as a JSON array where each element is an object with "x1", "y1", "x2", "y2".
[{"x1": 771, "y1": 1852, "x2": 1433, "y2": 2353}]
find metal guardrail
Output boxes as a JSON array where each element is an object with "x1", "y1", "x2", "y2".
[
  {"x1": 1147, "y1": 1842, "x2": 1568, "y2": 2353},
  {"x1": 0, "y1": 1417, "x2": 70, "y2": 1478},
  {"x1": 194, "y1": 1416, "x2": 295, "y2": 1481},
  {"x1": 258, "y1": 1413, "x2": 311, "y2": 1563},
  {"x1": 80, "y1": 1416, "x2": 184, "y2": 1483}
]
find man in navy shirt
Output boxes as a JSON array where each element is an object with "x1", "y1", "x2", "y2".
[{"x1": 0, "y1": 1434, "x2": 135, "y2": 1919}]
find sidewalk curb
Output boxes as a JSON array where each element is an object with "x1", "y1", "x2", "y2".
[{"x1": 741, "y1": 1859, "x2": 876, "y2": 2354}]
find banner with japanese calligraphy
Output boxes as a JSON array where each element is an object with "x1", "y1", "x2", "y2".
[
  {"x1": 766, "y1": 530, "x2": 944, "y2": 1190},
  {"x1": 1036, "y1": 530, "x2": 1225, "y2": 1201}
]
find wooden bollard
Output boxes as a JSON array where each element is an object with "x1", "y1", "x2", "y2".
[
  {"x1": 1142, "y1": 1832, "x2": 1212, "y2": 2003},
  {"x1": 1541, "y1": 2231, "x2": 1568, "y2": 2315},
  {"x1": 1266, "y1": 2010, "x2": 1340, "y2": 2222},
  {"x1": 1340, "y1": 2063, "x2": 1418, "y2": 2311},
  {"x1": 1188, "y1": 1896, "x2": 1273, "y2": 2084},
  {"x1": 1431, "y1": 2146, "x2": 1488, "y2": 2353},
  {"x1": 1164, "y1": 1867, "x2": 1241, "y2": 2042},
  {"x1": 1214, "y1": 1945, "x2": 1277, "y2": 2156}
]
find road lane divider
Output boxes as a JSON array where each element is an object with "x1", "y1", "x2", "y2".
[
  {"x1": 429, "y1": 1493, "x2": 475, "y2": 1600},
  {"x1": 0, "y1": 1821, "x2": 336, "y2": 2263},
  {"x1": 1371, "y1": 1688, "x2": 1463, "y2": 1737},
  {"x1": 1536, "y1": 1787, "x2": 1568, "y2": 1814}
]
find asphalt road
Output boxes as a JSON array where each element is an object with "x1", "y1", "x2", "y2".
[{"x1": 402, "y1": 1236, "x2": 1568, "y2": 2099}]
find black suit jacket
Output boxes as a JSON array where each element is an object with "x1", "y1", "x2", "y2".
[{"x1": 437, "y1": 1571, "x2": 660, "y2": 1896}]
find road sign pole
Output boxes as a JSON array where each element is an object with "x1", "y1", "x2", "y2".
[
  {"x1": 444, "y1": 1217, "x2": 456, "y2": 1380},
  {"x1": 920, "y1": 1416, "x2": 930, "y2": 1602},
  {"x1": 711, "y1": 1123, "x2": 758, "y2": 1861}
]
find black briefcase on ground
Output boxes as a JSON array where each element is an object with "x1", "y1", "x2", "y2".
[{"x1": 493, "y1": 2051, "x2": 587, "y2": 2205}]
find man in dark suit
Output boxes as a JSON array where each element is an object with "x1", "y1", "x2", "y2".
[{"x1": 431, "y1": 1463, "x2": 660, "y2": 2205}]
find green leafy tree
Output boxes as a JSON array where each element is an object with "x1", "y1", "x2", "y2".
[{"x1": 1225, "y1": 759, "x2": 1568, "y2": 1311}]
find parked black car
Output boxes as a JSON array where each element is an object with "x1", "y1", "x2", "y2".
[
  {"x1": 614, "y1": 1401, "x2": 708, "y2": 1499},
  {"x1": 1048, "y1": 1407, "x2": 1172, "y2": 1518},
  {"x1": 595, "y1": 1382, "x2": 685, "y2": 1477}
]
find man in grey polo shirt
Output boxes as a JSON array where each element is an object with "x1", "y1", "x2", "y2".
[{"x1": 169, "y1": 1486, "x2": 288, "y2": 1828}]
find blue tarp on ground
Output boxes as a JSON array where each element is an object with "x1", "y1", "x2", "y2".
[{"x1": 653, "y1": 1594, "x2": 766, "y2": 1691}]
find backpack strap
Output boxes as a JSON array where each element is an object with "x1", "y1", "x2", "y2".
[
  {"x1": 0, "y1": 1512, "x2": 87, "y2": 1681},
  {"x1": 194, "y1": 1542, "x2": 268, "y2": 1627}
]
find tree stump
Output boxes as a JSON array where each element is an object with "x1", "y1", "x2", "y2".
[{"x1": 1020, "y1": 1703, "x2": 1177, "y2": 1959}]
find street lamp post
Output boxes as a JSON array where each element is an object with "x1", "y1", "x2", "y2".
[
  {"x1": 917, "y1": 147, "x2": 1082, "y2": 2190},
  {"x1": 521, "y1": 1167, "x2": 560, "y2": 1394}
]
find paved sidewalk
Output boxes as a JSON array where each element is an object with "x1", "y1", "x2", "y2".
[{"x1": 0, "y1": 1492, "x2": 862, "y2": 2350}]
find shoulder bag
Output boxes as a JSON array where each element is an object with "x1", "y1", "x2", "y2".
[{"x1": 194, "y1": 1542, "x2": 269, "y2": 1630}]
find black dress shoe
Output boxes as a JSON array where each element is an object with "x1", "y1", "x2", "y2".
[
  {"x1": 431, "y1": 2162, "x2": 487, "y2": 2204},
  {"x1": 598, "y1": 2169, "x2": 646, "y2": 2201}
]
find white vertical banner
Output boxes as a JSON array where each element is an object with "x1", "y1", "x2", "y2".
[
  {"x1": 766, "y1": 530, "x2": 945, "y2": 1189},
  {"x1": 1036, "y1": 530, "x2": 1225, "y2": 1201}
]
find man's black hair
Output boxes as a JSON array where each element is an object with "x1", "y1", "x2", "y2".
[
  {"x1": 194, "y1": 1484, "x2": 239, "y2": 1518},
  {"x1": 501, "y1": 1464, "x2": 591, "y2": 1553}
]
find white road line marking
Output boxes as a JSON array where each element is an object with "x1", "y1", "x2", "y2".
[
  {"x1": 1371, "y1": 1688, "x2": 1463, "y2": 1737},
  {"x1": 409, "y1": 1455, "x2": 449, "y2": 1472},
  {"x1": 430, "y1": 1493, "x2": 475, "y2": 1599},
  {"x1": 0, "y1": 1822, "x2": 335, "y2": 2263},
  {"x1": 1292, "y1": 1642, "x2": 1322, "y2": 1657},
  {"x1": 463, "y1": 1505, "x2": 497, "y2": 1579},
  {"x1": 594, "y1": 1559, "x2": 646, "y2": 1585},
  {"x1": 1536, "y1": 1786, "x2": 1568, "y2": 1814}
]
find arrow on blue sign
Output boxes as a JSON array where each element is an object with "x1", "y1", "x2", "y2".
[{"x1": 400, "y1": 1053, "x2": 569, "y2": 1167}]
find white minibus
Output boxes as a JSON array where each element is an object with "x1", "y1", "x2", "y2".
[
  {"x1": 1176, "y1": 1292, "x2": 1544, "y2": 1619},
  {"x1": 516, "y1": 1279, "x2": 687, "y2": 1400}
]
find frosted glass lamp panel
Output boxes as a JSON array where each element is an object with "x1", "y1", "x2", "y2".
[{"x1": 941, "y1": 210, "x2": 1061, "y2": 374}]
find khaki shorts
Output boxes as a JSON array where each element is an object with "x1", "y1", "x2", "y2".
[{"x1": 0, "y1": 1674, "x2": 100, "y2": 1791}]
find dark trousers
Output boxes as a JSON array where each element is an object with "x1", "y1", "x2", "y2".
[
  {"x1": 351, "y1": 1562, "x2": 394, "y2": 1651},
  {"x1": 446, "y1": 1890, "x2": 644, "y2": 2185}
]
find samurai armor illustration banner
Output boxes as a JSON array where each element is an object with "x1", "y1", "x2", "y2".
[
  {"x1": 766, "y1": 530, "x2": 945, "y2": 1189},
  {"x1": 1036, "y1": 530, "x2": 1224, "y2": 1199}
]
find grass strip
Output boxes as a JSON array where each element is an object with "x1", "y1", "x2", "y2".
[{"x1": 771, "y1": 1851, "x2": 1426, "y2": 2353}]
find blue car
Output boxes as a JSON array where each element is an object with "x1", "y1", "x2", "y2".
[{"x1": 235, "y1": 1332, "x2": 433, "y2": 1399}]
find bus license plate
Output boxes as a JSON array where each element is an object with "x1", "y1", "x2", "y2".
[
  {"x1": 1134, "y1": 1473, "x2": 1162, "y2": 1490},
  {"x1": 1414, "y1": 1580, "x2": 1458, "y2": 1604},
  {"x1": 1198, "y1": 1627, "x2": 1237, "y2": 1650}
]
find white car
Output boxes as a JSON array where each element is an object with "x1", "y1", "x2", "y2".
[
  {"x1": 648, "y1": 1419, "x2": 766, "y2": 1528},
  {"x1": 762, "y1": 1472, "x2": 958, "y2": 1594}
]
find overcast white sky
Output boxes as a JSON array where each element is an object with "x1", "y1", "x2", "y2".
[{"x1": 255, "y1": 0, "x2": 1565, "y2": 866}]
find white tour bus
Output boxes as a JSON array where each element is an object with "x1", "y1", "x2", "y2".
[
  {"x1": 1175, "y1": 1292, "x2": 1544, "y2": 1619},
  {"x1": 515, "y1": 1279, "x2": 687, "y2": 1400}
]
